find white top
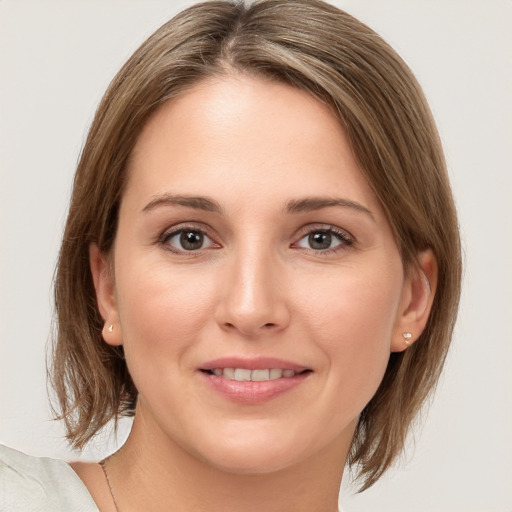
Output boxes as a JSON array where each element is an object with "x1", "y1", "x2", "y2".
[
  {"x1": 0, "y1": 444, "x2": 346, "y2": 511},
  {"x1": 0, "y1": 444, "x2": 98, "y2": 511}
]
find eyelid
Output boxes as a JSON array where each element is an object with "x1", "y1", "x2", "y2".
[
  {"x1": 291, "y1": 223, "x2": 355, "y2": 253},
  {"x1": 157, "y1": 222, "x2": 354, "y2": 255},
  {"x1": 294, "y1": 223, "x2": 354, "y2": 240},
  {"x1": 159, "y1": 222, "x2": 221, "y2": 253}
]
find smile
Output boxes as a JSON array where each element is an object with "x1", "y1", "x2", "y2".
[
  {"x1": 206, "y1": 368, "x2": 301, "y2": 381},
  {"x1": 199, "y1": 358, "x2": 312, "y2": 404}
]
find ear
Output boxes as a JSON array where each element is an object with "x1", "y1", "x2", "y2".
[
  {"x1": 391, "y1": 249, "x2": 438, "y2": 352},
  {"x1": 89, "y1": 244, "x2": 123, "y2": 346}
]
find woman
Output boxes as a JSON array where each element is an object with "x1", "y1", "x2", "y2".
[{"x1": 0, "y1": 1, "x2": 461, "y2": 510}]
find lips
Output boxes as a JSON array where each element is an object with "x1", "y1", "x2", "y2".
[
  {"x1": 199, "y1": 357, "x2": 311, "y2": 404},
  {"x1": 208, "y1": 367, "x2": 301, "y2": 381}
]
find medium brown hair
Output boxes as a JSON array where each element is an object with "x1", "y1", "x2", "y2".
[{"x1": 51, "y1": 0, "x2": 461, "y2": 490}]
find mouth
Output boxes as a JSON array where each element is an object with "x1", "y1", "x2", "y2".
[
  {"x1": 201, "y1": 367, "x2": 311, "y2": 381},
  {"x1": 198, "y1": 358, "x2": 312, "y2": 404}
]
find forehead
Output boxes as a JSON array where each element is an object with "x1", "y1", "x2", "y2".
[{"x1": 124, "y1": 74, "x2": 380, "y2": 214}]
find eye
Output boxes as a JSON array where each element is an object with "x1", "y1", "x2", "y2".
[
  {"x1": 294, "y1": 228, "x2": 352, "y2": 252},
  {"x1": 162, "y1": 228, "x2": 217, "y2": 252}
]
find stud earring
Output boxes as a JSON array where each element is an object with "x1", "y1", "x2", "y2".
[
  {"x1": 108, "y1": 324, "x2": 114, "y2": 333},
  {"x1": 402, "y1": 332, "x2": 413, "y2": 345}
]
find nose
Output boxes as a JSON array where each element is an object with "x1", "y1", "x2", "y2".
[{"x1": 214, "y1": 246, "x2": 291, "y2": 338}]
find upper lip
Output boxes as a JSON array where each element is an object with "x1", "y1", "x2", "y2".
[{"x1": 200, "y1": 357, "x2": 310, "y2": 372}]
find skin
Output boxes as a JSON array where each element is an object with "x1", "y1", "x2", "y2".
[{"x1": 76, "y1": 74, "x2": 436, "y2": 512}]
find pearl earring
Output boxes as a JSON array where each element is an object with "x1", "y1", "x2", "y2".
[
  {"x1": 402, "y1": 332, "x2": 413, "y2": 345},
  {"x1": 108, "y1": 324, "x2": 114, "y2": 333}
]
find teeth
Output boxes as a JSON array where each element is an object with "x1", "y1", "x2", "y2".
[
  {"x1": 269, "y1": 368, "x2": 283, "y2": 379},
  {"x1": 211, "y1": 368, "x2": 297, "y2": 381},
  {"x1": 234, "y1": 368, "x2": 252, "y2": 381},
  {"x1": 251, "y1": 369, "x2": 270, "y2": 381},
  {"x1": 223, "y1": 368, "x2": 235, "y2": 379}
]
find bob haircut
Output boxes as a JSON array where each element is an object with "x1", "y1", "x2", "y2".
[{"x1": 51, "y1": 0, "x2": 461, "y2": 491}]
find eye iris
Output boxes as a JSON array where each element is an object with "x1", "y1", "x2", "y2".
[
  {"x1": 309, "y1": 231, "x2": 331, "y2": 250},
  {"x1": 180, "y1": 231, "x2": 203, "y2": 250}
]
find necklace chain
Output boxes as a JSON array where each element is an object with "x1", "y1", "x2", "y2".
[
  {"x1": 99, "y1": 456, "x2": 342, "y2": 512},
  {"x1": 100, "y1": 458, "x2": 121, "y2": 512}
]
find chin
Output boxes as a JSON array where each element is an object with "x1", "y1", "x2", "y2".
[
  {"x1": 183, "y1": 421, "x2": 335, "y2": 476},
  {"x1": 200, "y1": 443, "x2": 303, "y2": 475}
]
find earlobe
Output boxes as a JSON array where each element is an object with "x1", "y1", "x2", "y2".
[
  {"x1": 391, "y1": 249, "x2": 438, "y2": 352},
  {"x1": 89, "y1": 244, "x2": 123, "y2": 346}
]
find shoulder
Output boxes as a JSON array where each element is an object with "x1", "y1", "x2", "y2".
[{"x1": 0, "y1": 444, "x2": 99, "y2": 512}]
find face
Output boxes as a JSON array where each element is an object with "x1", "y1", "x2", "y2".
[{"x1": 94, "y1": 75, "x2": 419, "y2": 474}]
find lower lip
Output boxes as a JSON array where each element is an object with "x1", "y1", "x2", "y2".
[{"x1": 199, "y1": 371, "x2": 310, "y2": 404}]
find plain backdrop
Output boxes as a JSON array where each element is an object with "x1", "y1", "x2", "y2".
[{"x1": 0, "y1": 1, "x2": 511, "y2": 511}]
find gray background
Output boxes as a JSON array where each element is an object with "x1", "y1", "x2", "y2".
[{"x1": 1, "y1": 1, "x2": 511, "y2": 510}]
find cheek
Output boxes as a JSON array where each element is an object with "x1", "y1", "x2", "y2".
[
  {"x1": 299, "y1": 262, "x2": 402, "y2": 338},
  {"x1": 296, "y1": 264, "x2": 403, "y2": 405},
  {"x1": 114, "y1": 259, "x2": 217, "y2": 372}
]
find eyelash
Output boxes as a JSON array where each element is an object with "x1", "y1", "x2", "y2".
[
  {"x1": 159, "y1": 224, "x2": 354, "y2": 255},
  {"x1": 292, "y1": 225, "x2": 354, "y2": 255},
  {"x1": 159, "y1": 223, "x2": 219, "y2": 254}
]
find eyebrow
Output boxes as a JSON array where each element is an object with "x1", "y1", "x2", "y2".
[
  {"x1": 141, "y1": 193, "x2": 374, "y2": 220},
  {"x1": 285, "y1": 197, "x2": 375, "y2": 221},
  {"x1": 142, "y1": 194, "x2": 223, "y2": 214}
]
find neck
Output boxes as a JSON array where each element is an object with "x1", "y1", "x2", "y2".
[{"x1": 106, "y1": 409, "x2": 352, "y2": 512}]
